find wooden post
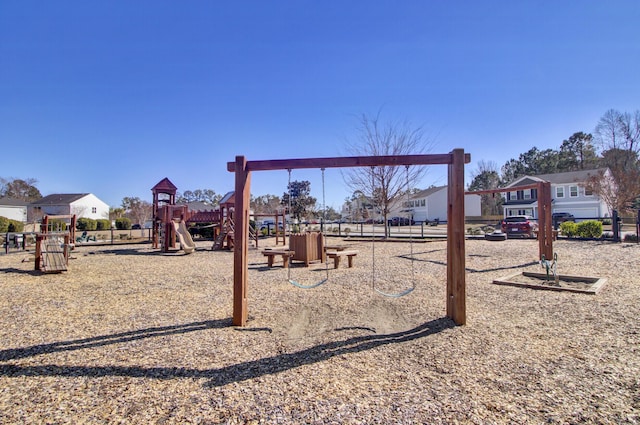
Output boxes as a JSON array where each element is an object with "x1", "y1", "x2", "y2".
[
  {"x1": 64, "y1": 234, "x2": 70, "y2": 265},
  {"x1": 233, "y1": 155, "x2": 251, "y2": 326},
  {"x1": 447, "y1": 149, "x2": 466, "y2": 325},
  {"x1": 35, "y1": 235, "x2": 43, "y2": 270},
  {"x1": 537, "y1": 182, "x2": 553, "y2": 260}
]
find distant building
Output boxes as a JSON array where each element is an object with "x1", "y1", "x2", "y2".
[
  {"x1": 0, "y1": 198, "x2": 28, "y2": 222},
  {"x1": 28, "y1": 193, "x2": 110, "y2": 222},
  {"x1": 391, "y1": 186, "x2": 482, "y2": 222},
  {"x1": 503, "y1": 168, "x2": 612, "y2": 219}
]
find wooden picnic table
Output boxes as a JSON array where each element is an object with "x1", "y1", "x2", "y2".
[
  {"x1": 326, "y1": 249, "x2": 358, "y2": 269},
  {"x1": 325, "y1": 245, "x2": 348, "y2": 251},
  {"x1": 262, "y1": 249, "x2": 295, "y2": 268}
]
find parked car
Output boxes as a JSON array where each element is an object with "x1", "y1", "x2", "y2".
[
  {"x1": 552, "y1": 212, "x2": 575, "y2": 226},
  {"x1": 388, "y1": 216, "x2": 414, "y2": 226},
  {"x1": 131, "y1": 224, "x2": 141, "y2": 229},
  {"x1": 259, "y1": 223, "x2": 284, "y2": 232},
  {"x1": 501, "y1": 215, "x2": 538, "y2": 238}
]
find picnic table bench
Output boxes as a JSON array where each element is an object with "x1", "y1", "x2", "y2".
[
  {"x1": 326, "y1": 249, "x2": 358, "y2": 269},
  {"x1": 325, "y1": 245, "x2": 348, "y2": 251},
  {"x1": 262, "y1": 249, "x2": 295, "y2": 268}
]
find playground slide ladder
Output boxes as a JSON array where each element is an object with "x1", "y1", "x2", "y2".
[
  {"x1": 41, "y1": 240, "x2": 68, "y2": 273},
  {"x1": 212, "y1": 219, "x2": 256, "y2": 250},
  {"x1": 212, "y1": 219, "x2": 234, "y2": 250}
]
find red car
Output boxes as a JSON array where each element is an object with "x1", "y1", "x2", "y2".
[{"x1": 501, "y1": 215, "x2": 538, "y2": 238}]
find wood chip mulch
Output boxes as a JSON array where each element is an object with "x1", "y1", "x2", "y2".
[{"x1": 0, "y1": 238, "x2": 638, "y2": 424}]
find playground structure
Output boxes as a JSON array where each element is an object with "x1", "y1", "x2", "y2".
[
  {"x1": 151, "y1": 178, "x2": 285, "y2": 253},
  {"x1": 34, "y1": 214, "x2": 77, "y2": 273},
  {"x1": 151, "y1": 178, "x2": 218, "y2": 253},
  {"x1": 228, "y1": 150, "x2": 470, "y2": 327}
]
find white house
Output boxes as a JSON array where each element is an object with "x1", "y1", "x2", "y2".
[
  {"x1": 503, "y1": 168, "x2": 612, "y2": 219},
  {"x1": 0, "y1": 198, "x2": 28, "y2": 222},
  {"x1": 391, "y1": 186, "x2": 482, "y2": 222},
  {"x1": 28, "y1": 193, "x2": 110, "y2": 222}
]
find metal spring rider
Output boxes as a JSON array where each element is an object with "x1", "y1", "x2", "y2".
[{"x1": 540, "y1": 252, "x2": 559, "y2": 284}]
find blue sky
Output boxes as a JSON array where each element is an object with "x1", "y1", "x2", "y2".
[{"x1": 1, "y1": 1, "x2": 638, "y2": 210}]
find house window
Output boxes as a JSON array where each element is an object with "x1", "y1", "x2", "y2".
[
  {"x1": 92, "y1": 207, "x2": 97, "y2": 213},
  {"x1": 584, "y1": 187, "x2": 593, "y2": 196},
  {"x1": 509, "y1": 191, "x2": 517, "y2": 201},
  {"x1": 556, "y1": 187, "x2": 564, "y2": 198},
  {"x1": 570, "y1": 186, "x2": 578, "y2": 197},
  {"x1": 523, "y1": 190, "x2": 531, "y2": 200},
  {"x1": 421, "y1": 199, "x2": 425, "y2": 206}
]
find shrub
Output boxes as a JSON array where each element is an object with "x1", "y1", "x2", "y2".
[
  {"x1": 576, "y1": 220, "x2": 603, "y2": 238},
  {"x1": 47, "y1": 219, "x2": 67, "y2": 231},
  {"x1": 115, "y1": 218, "x2": 131, "y2": 230},
  {"x1": 559, "y1": 221, "x2": 578, "y2": 238},
  {"x1": 96, "y1": 219, "x2": 111, "y2": 230},
  {"x1": 76, "y1": 218, "x2": 97, "y2": 231},
  {"x1": 0, "y1": 217, "x2": 24, "y2": 233}
]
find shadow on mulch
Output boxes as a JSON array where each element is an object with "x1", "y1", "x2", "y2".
[
  {"x1": 397, "y1": 249, "x2": 538, "y2": 274},
  {"x1": 0, "y1": 267, "x2": 41, "y2": 276},
  {"x1": 0, "y1": 317, "x2": 454, "y2": 388},
  {"x1": 0, "y1": 319, "x2": 234, "y2": 362}
]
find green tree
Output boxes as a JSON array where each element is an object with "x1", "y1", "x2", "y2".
[
  {"x1": 0, "y1": 177, "x2": 42, "y2": 201},
  {"x1": 558, "y1": 132, "x2": 598, "y2": 171},
  {"x1": 176, "y1": 188, "x2": 222, "y2": 205},
  {"x1": 281, "y1": 180, "x2": 316, "y2": 222},
  {"x1": 501, "y1": 147, "x2": 561, "y2": 183}
]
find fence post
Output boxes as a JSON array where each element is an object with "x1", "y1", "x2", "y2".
[{"x1": 637, "y1": 209, "x2": 640, "y2": 244}]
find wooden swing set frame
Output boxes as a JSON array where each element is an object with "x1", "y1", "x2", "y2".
[{"x1": 227, "y1": 149, "x2": 470, "y2": 327}]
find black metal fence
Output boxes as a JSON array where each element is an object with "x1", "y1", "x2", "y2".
[{"x1": 2, "y1": 228, "x2": 152, "y2": 255}]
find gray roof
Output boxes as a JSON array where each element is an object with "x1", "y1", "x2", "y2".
[
  {"x1": 410, "y1": 186, "x2": 446, "y2": 199},
  {"x1": 29, "y1": 193, "x2": 90, "y2": 206},
  {"x1": 507, "y1": 168, "x2": 608, "y2": 187},
  {"x1": 0, "y1": 197, "x2": 29, "y2": 207},
  {"x1": 186, "y1": 201, "x2": 213, "y2": 211}
]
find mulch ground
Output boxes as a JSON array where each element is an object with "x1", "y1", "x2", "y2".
[{"x1": 0, "y1": 237, "x2": 638, "y2": 424}]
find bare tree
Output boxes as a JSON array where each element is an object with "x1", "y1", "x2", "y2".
[
  {"x1": 591, "y1": 109, "x2": 640, "y2": 213},
  {"x1": 121, "y1": 197, "x2": 153, "y2": 226},
  {"x1": 342, "y1": 113, "x2": 433, "y2": 236}
]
